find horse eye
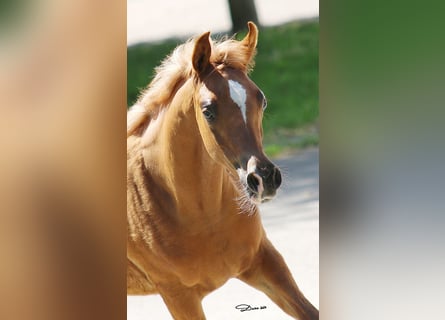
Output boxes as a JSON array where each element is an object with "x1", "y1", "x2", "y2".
[
  {"x1": 202, "y1": 107, "x2": 216, "y2": 122},
  {"x1": 262, "y1": 97, "x2": 268, "y2": 110}
]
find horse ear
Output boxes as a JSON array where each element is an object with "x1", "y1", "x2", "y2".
[
  {"x1": 240, "y1": 21, "x2": 258, "y2": 65},
  {"x1": 192, "y1": 31, "x2": 212, "y2": 76}
]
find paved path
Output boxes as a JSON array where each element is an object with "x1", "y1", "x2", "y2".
[
  {"x1": 128, "y1": 0, "x2": 319, "y2": 44},
  {"x1": 127, "y1": 148, "x2": 319, "y2": 319}
]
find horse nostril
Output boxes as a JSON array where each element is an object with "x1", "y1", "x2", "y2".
[
  {"x1": 247, "y1": 173, "x2": 260, "y2": 193},
  {"x1": 273, "y1": 168, "x2": 282, "y2": 189}
]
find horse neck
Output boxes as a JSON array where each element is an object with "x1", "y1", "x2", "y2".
[{"x1": 148, "y1": 81, "x2": 240, "y2": 219}]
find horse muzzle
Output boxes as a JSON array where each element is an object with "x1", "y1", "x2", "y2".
[{"x1": 239, "y1": 156, "x2": 282, "y2": 203}]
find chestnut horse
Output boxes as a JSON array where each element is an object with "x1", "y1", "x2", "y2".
[{"x1": 127, "y1": 22, "x2": 318, "y2": 320}]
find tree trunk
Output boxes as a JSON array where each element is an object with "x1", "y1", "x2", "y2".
[{"x1": 227, "y1": 0, "x2": 260, "y2": 34}]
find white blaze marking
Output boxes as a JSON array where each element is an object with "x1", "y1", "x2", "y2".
[{"x1": 228, "y1": 80, "x2": 247, "y2": 123}]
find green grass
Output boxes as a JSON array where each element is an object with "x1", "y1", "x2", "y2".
[
  {"x1": 127, "y1": 20, "x2": 319, "y2": 154},
  {"x1": 263, "y1": 125, "x2": 319, "y2": 157}
]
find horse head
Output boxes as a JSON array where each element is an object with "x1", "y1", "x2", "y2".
[{"x1": 191, "y1": 22, "x2": 282, "y2": 204}]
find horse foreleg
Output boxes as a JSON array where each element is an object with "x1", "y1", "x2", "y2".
[
  {"x1": 158, "y1": 284, "x2": 206, "y2": 320},
  {"x1": 238, "y1": 238, "x2": 319, "y2": 320}
]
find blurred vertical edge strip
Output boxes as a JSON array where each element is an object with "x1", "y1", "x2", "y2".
[
  {"x1": 321, "y1": 0, "x2": 445, "y2": 319},
  {"x1": 0, "y1": 1, "x2": 126, "y2": 320}
]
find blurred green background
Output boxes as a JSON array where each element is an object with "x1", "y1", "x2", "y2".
[{"x1": 127, "y1": 19, "x2": 318, "y2": 156}]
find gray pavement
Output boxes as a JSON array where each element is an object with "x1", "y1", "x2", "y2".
[{"x1": 127, "y1": 147, "x2": 319, "y2": 319}]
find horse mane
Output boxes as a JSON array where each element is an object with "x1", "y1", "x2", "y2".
[{"x1": 127, "y1": 35, "x2": 256, "y2": 137}]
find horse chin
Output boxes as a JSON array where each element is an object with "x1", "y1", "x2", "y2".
[
  {"x1": 247, "y1": 189, "x2": 262, "y2": 205},
  {"x1": 247, "y1": 190, "x2": 275, "y2": 204}
]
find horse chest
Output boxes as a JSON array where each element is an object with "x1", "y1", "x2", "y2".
[{"x1": 157, "y1": 218, "x2": 262, "y2": 287}]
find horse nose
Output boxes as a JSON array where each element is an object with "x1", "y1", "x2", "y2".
[
  {"x1": 247, "y1": 172, "x2": 262, "y2": 194},
  {"x1": 271, "y1": 166, "x2": 282, "y2": 189},
  {"x1": 245, "y1": 156, "x2": 281, "y2": 200},
  {"x1": 262, "y1": 165, "x2": 281, "y2": 191}
]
